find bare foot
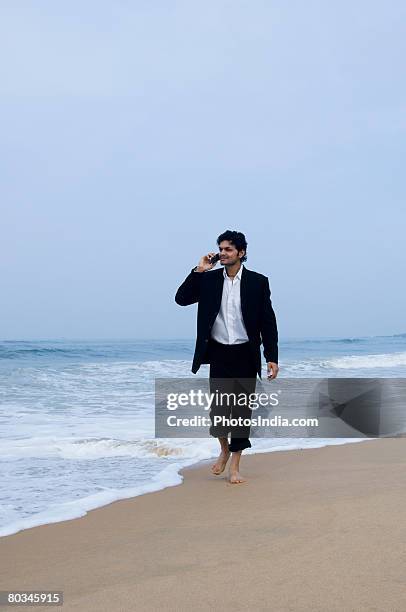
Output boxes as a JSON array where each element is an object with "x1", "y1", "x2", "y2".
[
  {"x1": 228, "y1": 470, "x2": 246, "y2": 484},
  {"x1": 211, "y1": 451, "x2": 231, "y2": 475}
]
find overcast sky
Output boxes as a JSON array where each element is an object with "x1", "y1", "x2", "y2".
[{"x1": 1, "y1": 0, "x2": 405, "y2": 340}]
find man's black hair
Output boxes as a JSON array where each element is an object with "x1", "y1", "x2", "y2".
[{"x1": 217, "y1": 230, "x2": 248, "y2": 263}]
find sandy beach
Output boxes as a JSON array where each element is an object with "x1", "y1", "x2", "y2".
[{"x1": 1, "y1": 438, "x2": 406, "y2": 611}]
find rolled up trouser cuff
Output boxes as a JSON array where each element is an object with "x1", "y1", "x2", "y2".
[{"x1": 228, "y1": 438, "x2": 251, "y2": 452}]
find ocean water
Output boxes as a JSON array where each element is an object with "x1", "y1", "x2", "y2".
[{"x1": 1, "y1": 334, "x2": 406, "y2": 538}]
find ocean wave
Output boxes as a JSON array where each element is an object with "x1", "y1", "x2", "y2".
[
  {"x1": 322, "y1": 352, "x2": 406, "y2": 369},
  {"x1": 0, "y1": 347, "x2": 76, "y2": 359},
  {"x1": 0, "y1": 461, "x2": 190, "y2": 538},
  {"x1": 284, "y1": 333, "x2": 406, "y2": 344},
  {"x1": 0, "y1": 346, "x2": 115, "y2": 360},
  {"x1": 0, "y1": 340, "x2": 195, "y2": 361},
  {"x1": 0, "y1": 436, "x2": 214, "y2": 461}
]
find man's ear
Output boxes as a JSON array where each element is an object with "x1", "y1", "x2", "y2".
[{"x1": 239, "y1": 250, "x2": 245, "y2": 260}]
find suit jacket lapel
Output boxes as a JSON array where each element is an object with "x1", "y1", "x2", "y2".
[
  {"x1": 212, "y1": 268, "x2": 225, "y2": 317},
  {"x1": 240, "y1": 265, "x2": 250, "y2": 330}
]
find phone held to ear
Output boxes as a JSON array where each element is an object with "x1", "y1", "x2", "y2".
[{"x1": 210, "y1": 253, "x2": 220, "y2": 265}]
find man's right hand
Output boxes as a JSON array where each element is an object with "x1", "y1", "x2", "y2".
[{"x1": 195, "y1": 252, "x2": 218, "y2": 273}]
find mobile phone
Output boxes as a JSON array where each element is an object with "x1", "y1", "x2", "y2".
[{"x1": 210, "y1": 253, "x2": 220, "y2": 265}]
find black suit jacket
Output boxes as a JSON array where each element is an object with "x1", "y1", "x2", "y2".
[{"x1": 175, "y1": 265, "x2": 278, "y2": 379}]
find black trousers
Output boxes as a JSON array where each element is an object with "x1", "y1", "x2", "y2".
[{"x1": 208, "y1": 338, "x2": 258, "y2": 452}]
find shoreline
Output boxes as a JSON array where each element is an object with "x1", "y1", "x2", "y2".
[
  {"x1": 0, "y1": 438, "x2": 371, "y2": 539},
  {"x1": 2, "y1": 438, "x2": 406, "y2": 611}
]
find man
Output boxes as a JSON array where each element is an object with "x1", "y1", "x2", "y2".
[{"x1": 175, "y1": 230, "x2": 279, "y2": 484}]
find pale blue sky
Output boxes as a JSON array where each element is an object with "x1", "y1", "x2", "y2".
[{"x1": 1, "y1": 1, "x2": 405, "y2": 340}]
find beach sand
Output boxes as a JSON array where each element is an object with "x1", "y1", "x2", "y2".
[{"x1": 1, "y1": 438, "x2": 406, "y2": 611}]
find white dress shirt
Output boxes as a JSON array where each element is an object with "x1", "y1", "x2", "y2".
[{"x1": 210, "y1": 264, "x2": 249, "y2": 344}]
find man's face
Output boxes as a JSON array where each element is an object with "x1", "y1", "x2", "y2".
[{"x1": 218, "y1": 240, "x2": 244, "y2": 265}]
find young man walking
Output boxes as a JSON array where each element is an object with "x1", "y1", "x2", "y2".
[{"x1": 175, "y1": 230, "x2": 279, "y2": 484}]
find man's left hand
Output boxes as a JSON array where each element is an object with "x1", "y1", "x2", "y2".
[{"x1": 267, "y1": 362, "x2": 279, "y2": 380}]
